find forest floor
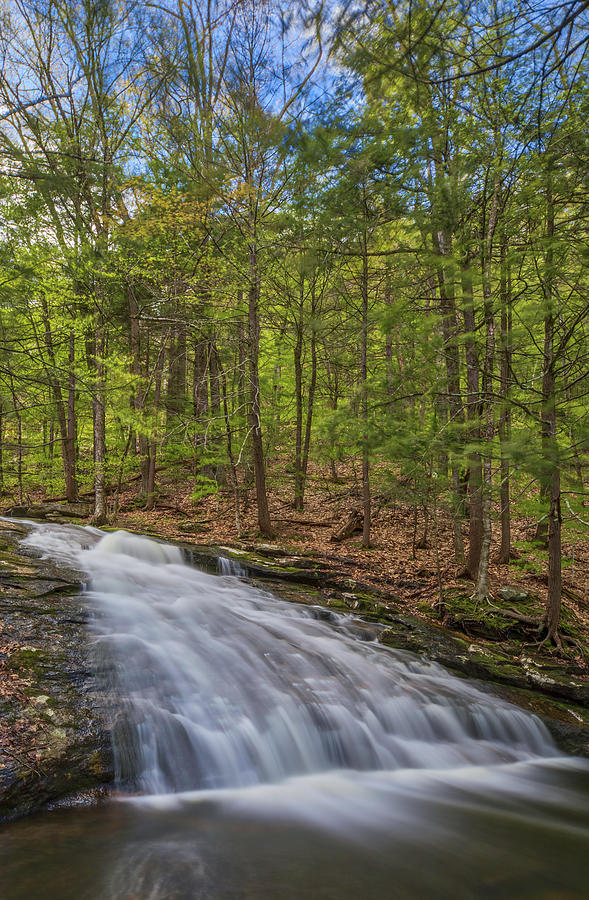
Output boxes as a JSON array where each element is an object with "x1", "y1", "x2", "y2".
[
  {"x1": 2, "y1": 457, "x2": 588, "y2": 655},
  {"x1": 110, "y1": 461, "x2": 589, "y2": 655}
]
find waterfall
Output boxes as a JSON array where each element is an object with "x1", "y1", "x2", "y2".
[
  {"x1": 217, "y1": 555, "x2": 246, "y2": 577},
  {"x1": 20, "y1": 524, "x2": 556, "y2": 796}
]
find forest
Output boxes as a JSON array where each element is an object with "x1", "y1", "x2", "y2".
[{"x1": 0, "y1": 0, "x2": 587, "y2": 649}]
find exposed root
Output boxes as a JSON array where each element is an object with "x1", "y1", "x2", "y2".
[
  {"x1": 486, "y1": 602, "x2": 540, "y2": 626},
  {"x1": 563, "y1": 638, "x2": 589, "y2": 668},
  {"x1": 471, "y1": 590, "x2": 493, "y2": 614},
  {"x1": 526, "y1": 630, "x2": 563, "y2": 653}
]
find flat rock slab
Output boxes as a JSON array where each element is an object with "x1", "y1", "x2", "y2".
[
  {"x1": 2, "y1": 519, "x2": 587, "y2": 824},
  {"x1": 0, "y1": 519, "x2": 112, "y2": 822},
  {"x1": 498, "y1": 585, "x2": 532, "y2": 603}
]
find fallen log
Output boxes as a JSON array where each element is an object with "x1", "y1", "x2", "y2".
[
  {"x1": 3, "y1": 501, "x2": 91, "y2": 520},
  {"x1": 330, "y1": 507, "x2": 363, "y2": 543}
]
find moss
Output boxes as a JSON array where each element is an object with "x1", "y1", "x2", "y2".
[
  {"x1": 463, "y1": 645, "x2": 523, "y2": 680},
  {"x1": 265, "y1": 583, "x2": 321, "y2": 605},
  {"x1": 513, "y1": 559, "x2": 544, "y2": 576},
  {"x1": 8, "y1": 646, "x2": 45, "y2": 667},
  {"x1": 7, "y1": 647, "x2": 66, "y2": 680},
  {"x1": 417, "y1": 601, "x2": 433, "y2": 614},
  {"x1": 88, "y1": 749, "x2": 110, "y2": 779},
  {"x1": 325, "y1": 598, "x2": 347, "y2": 610},
  {"x1": 0, "y1": 550, "x2": 39, "y2": 573}
]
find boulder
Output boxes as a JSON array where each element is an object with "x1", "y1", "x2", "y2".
[{"x1": 498, "y1": 585, "x2": 532, "y2": 603}]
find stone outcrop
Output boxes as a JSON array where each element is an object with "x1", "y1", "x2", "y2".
[{"x1": 0, "y1": 519, "x2": 112, "y2": 822}]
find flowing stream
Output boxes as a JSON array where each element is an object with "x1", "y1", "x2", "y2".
[{"x1": 2, "y1": 523, "x2": 589, "y2": 899}]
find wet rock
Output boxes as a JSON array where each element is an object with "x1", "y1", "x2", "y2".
[
  {"x1": 258, "y1": 571, "x2": 589, "y2": 756},
  {"x1": 379, "y1": 622, "x2": 589, "y2": 755},
  {"x1": 0, "y1": 526, "x2": 113, "y2": 822}
]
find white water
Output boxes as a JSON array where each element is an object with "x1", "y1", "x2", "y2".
[
  {"x1": 217, "y1": 554, "x2": 246, "y2": 577},
  {"x1": 19, "y1": 523, "x2": 562, "y2": 794}
]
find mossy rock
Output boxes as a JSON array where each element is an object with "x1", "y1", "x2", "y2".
[{"x1": 498, "y1": 585, "x2": 532, "y2": 603}]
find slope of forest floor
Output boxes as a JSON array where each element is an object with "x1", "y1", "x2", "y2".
[
  {"x1": 6, "y1": 459, "x2": 588, "y2": 656},
  {"x1": 110, "y1": 463, "x2": 589, "y2": 652}
]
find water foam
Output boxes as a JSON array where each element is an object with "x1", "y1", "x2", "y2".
[{"x1": 17, "y1": 523, "x2": 563, "y2": 798}]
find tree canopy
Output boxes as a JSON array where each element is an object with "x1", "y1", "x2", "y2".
[{"x1": 0, "y1": 0, "x2": 587, "y2": 644}]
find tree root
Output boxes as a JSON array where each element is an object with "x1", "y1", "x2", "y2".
[
  {"x1": 470, "y1": 590, "x2": 493, "y2": 613},
  {"x1": 525, "y1": 630, "x2": 563, "y2": 652},
  {"x1": 485, "y1": 602, "x2": 540, "y2": 626}
]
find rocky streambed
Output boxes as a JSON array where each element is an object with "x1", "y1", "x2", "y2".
[{"x1": 1, "y1": 514, "x2": 588, "y2": 823}]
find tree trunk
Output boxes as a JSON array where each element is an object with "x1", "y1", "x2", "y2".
[
  {"x1": 8, "y1": 375, "x2": 23, "y2": 504},
  {"x1": 300, "y1": 311, "x2": 317, "y2": 508},
  {"x1": 210, "y1": 341, "x2": 226, "y2": 485},
  {"x1": 462, "y1": 258, "x2": 483, "y2": 579},
  {"x1": 498, "y1": 239, "x2": 512, "y2": 563},
  {"x1": 91, "y1": 325, "x2": 107, "y2": 526},
  {"x1": 221, "y1": 370, "x2": 241, "y2": 537},
  {"x1": 66, "y1": 330, "x2": 77, "y2": 501},
  {"x1": 193, "y1": 340, "x2": 209, "y2": 419},
  {"x1": 166, "y1": 327, "x2": 179, "y2": 426},
  {"x1": 145, "y1": 342, "x2": 166, "y2": 510},
  {"x1": 0, "y1": 399, "x2": 3, "y2": 493},
  {"x1": 535, "y1": 173, "x2": 555, "y2": 548},
  {"x1": 325, "y1": 357, "x2": 339, "y2": 480},
  {"x1": 128, "y1": 283, "x2": 141, "y2": 453},
  {"x1": 248, "y1": 241, "x2": 273, "y2": 537},
  {"x1": 166, "y1": 315, "x2": 187, "y2": 427},
  {"x1": 545, "y1": 464, "x2": 562, "y2": 642},
  {"x1": 384, "y1": 282, "x2": 396, "y2": 413},
  {"x1": 192, "y1": 337, "x2": 209, "y2": 476},
  {"x1": 293, "y1": 276, "x2": 305, "y2": 510},
  {"x1": 208, "y1": 335, "x2": 221, "y2": 416},
  {"x1": 237, "y1": 298, "x2": 247, "y2": 415},
  {"x1": 541, "y1": 178, "x2": 562, "y2": 642},
  {"x1": 39, "y1": 297, "x2": 78, "y2": 502},
  {"x1": 475, "y1": 177, "x2": 500, "y2": 603},
  {"x1": 128, "y1": 285, "x2": 151, "y2": 497},
  {"x1": 434, "y1": 230, "x2": 465, "y2": 564},
  {"x1": 360, "y1": 225, "x2": 371, "y2": 547}
]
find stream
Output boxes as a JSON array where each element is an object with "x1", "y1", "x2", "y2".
[{"x1": 1, "y1": 523, "x2": 589, "y2": 898}]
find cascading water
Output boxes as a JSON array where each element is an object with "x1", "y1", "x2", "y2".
[
  {"x1": 22, "y1": 523, "x2": 555, "y2": 793},
  {"x1": 4, "y1": 521, "x2": 589, "y2": 900},
  {"x1": 217, "y1": 554, "x2": 246, "y2": 577}
]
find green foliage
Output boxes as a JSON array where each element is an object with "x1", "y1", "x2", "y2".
[
  {"x1": 191, "y1": 477, "x2": 219, "y2": 504},
  {"x1": 0, "y1": 0, "x2": 585, "y2": 617}
]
